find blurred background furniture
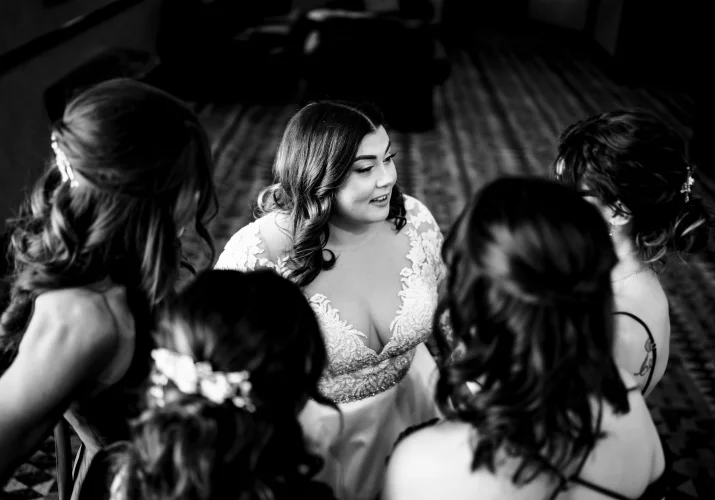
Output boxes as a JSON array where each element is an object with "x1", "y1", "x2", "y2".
[
  {"x1": 152, "y1": 0, "x2": 450, "y2": 128},
  {"x1": 292, "y1": 0, "x2": 450, "y2": 131},
  {"x1": 153, "y1": 0, "x2": 298, "y2": 101}
]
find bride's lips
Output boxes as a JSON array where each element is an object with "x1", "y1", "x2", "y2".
[{"x1": 369, "y1": 193, "x2": 390, "y2": 205}]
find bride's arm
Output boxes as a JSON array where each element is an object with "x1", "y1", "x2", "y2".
[{"x1": 403, "y1": 196, "x2": 454, "y2": 358}]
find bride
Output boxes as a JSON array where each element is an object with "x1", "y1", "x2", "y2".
[{"x1": 215, "y1": 100, "x2": 443, "y2": 500}]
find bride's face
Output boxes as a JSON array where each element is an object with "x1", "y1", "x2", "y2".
[{"x1": 333, "y1": 126, "x2": 397, "y2": 226}]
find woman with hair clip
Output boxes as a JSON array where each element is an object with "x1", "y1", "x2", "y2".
[
  {"x1": 554, "y1": 109, "x2": 712, "y2": 397},
  {"x1": 109, "y1": 269, "x2": 336, "y2": 500},
  {"x1": 215, "y1": 100, "x2": 442, "y2": 500},
  {"x1": 385, "y1": 177, "x2": 669, "y2": 500},
  {"x1": 0, "y1": 78, "x2": 218, "y2": 496}
]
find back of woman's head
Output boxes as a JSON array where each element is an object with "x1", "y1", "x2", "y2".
[
  {"x1": 555, "y1": 109, "x2": 712, "y2": 264},
  {"x1": 115, "y1": 269, "x2": 333, "y2": 500},
  {"x1": 257, "y1": 100, "x2": 406, "y2": 286},
  {"x1": 1, "y1": 78, "x2": 218, "y2": 364},
  {"x1": 434, "y1": 176, "x2": 629, "y2": 485}
]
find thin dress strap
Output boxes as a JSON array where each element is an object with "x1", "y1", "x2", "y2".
[
  {"x1": 568, "y1": 476, "x2": 633, "y2": 500},
  {"x1": 613, "y1": 312, "x2": 657, "y2": 395},
  {"x1": 544, "y1": 402, "x2": 605, "y2": 500},
  {"x1": 539, "y1": 399, "x2": 665, "y2": 500}
]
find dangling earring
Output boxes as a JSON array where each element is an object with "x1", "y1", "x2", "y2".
[{"x1": 608, "y1": 222, "x2": 614, "y2": 237}]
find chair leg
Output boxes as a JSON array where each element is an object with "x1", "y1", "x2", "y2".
[{"x1": 54, "y1": 420, "x2": 73, "y2": 500}]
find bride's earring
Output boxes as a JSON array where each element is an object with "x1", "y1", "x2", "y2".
[{"x1": 608, "y1": 222, "x2": 614, "y2": 237}]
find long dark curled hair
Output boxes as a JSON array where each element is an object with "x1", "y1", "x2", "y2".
[
  {"x1": 0, "y1": 78, "x2": 218, "y2": 368},
  {"x1": 112, "y1": 270, "x2": 336, "y2": 500},
  {"x1": 257, "y1": 100, "x2": 406, "y2": 287},
  {"x1": 433, "y1": 177, "x2": 630, "y2": 486},
  {"x1": 555, "y1": 109, "x2": 712, "y2": 265}
]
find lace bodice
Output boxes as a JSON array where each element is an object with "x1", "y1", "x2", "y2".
[{"x1": 215, "y1": 195, "x2": 444, "y2": 403}]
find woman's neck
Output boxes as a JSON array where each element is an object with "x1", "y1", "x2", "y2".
[
  {"x1": 611, "y1": 232, "x2": 649, "y2": 284},
  {"x1": 327, "y1": 217, "x2": 382, "y2": 251}
]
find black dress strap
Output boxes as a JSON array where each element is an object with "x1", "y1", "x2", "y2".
[
  {"x1": 568, "y1": 476, "x2": 633, "y2": 500},
  {"x1": 543, "y1": 403, "x2": 604, "y2": 500},
  {"x1": 570, "y1": 445, "x2": 671, "y2": 500},
  {"x1": 564, "y1": 403, "x2": 641, "y2": 500},
  {"x1": 613, "y1": 312, "x2": 657, "y2": 395}
]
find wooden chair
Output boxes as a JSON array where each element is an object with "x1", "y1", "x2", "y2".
[
  {"x1": 55, "y1": 421, "x2": 114, "y2": 500},
  {"x1": 54, "y1": 420, "x2": 74, "y2": 500}
]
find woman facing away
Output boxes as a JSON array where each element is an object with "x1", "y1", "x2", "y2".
[
  {"x1": 0, "y1": 78, "x2": 217, "y2": 496},
  {"x1": 385, "y1": 177, "x2": 669, "y2": 500},
  {"x1": 554, "y1": 109, "x2": 712, "y2": 397},
  {"x1": 109, "y1": 269, "x2": 337, "y2": 500},
  {"x1": 215, "y1": 100, "x2": 442, "y2": 500}
]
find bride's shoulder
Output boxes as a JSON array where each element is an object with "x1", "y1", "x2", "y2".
[
  {"x1": 402, "y1": 195, "x2": 441, "y2": 232},
  {"x1": 403, "y1": 194, "x2": 429, "y2": 216},
  {"x1": 256, "y1": 211, "x2": 293, "y2": 260},
  {"x1": 215, "y1": 212, "x2": 293, "y2": 271}
]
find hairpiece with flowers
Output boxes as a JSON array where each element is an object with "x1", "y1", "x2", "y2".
[
  {"x1": 680, "y1": 166, "x2": 695, "y2": 203},
  {"x1": 149, "y1": 348, "x2": 255, "y2": 412}
]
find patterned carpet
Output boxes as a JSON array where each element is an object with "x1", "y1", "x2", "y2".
[{"x1": 3, "y1": 22, "x2": 714, "y2": 500}]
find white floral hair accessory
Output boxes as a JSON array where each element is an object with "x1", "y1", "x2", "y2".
[
  {"x1": 681, "y1": 166, "x2": 695, "y2": 202},
  {"x1": 149, "y1": 348, "x2": 255, "y2": 412},
  {"x1": 51, "y1": 134, "x2": 79, "y2": 188}
]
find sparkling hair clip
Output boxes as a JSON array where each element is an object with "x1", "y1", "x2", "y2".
[
  {"x1": 681, "y1": 166, "x2": 695, "y2": 202},
  {"x1": 50, "y1": 134, "x2": 79, "y2": 188},
  {"x1": 149, "y1": 348, "x2": 255, "y2": 412}
]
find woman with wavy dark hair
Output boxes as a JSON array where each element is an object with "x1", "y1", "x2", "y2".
[
  {"x1": 215, "y1": 100, "x2": 442, "y2": 500},
  {"x1": 385, "y1": 177, "x2": 669, "y2": 500},
  {"x1": 109, "y1": 269, "x2": 336, "y2": 500},
  {"x1": 0, "y1": 78, "x2": 217, "y2": 495},
  {"x1": 554, "y1": 109, "x2": 712, "y2": 397}
]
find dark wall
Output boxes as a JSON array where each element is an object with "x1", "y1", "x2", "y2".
[
  {"x1": 0, "y1": 0, "x2": 122, "y2": 57},
  {"x1": 0, "y1": 0, "x2": 162, "y2": 233},
  {"x1": 614, "y1": 0, "x2": 703, "y2": 85}
]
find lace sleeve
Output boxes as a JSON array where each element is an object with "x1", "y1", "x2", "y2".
[
  {"x1": 403, "y1": 196, "x2": 452, "y2": 359},
  {"x1": 214, "y1": 221, "x2": 281, "y2": 273},
  {"x1": 403, "y1": 195, "x2": 446, "y2": 284}
]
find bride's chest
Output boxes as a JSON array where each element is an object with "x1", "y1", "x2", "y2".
[
  {"x1": 306, "y1": 233, "x2": 411, "y2": 324},
  {"x1": 302, "y1": 227, "x2": 438, "y2": 361}
]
